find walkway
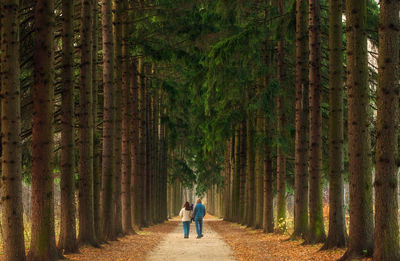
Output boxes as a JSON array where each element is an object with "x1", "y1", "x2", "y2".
[{"x1": 147, "y1": 219, "x2": 236, "y2": 261}]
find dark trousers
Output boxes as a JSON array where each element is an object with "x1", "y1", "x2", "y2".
[
  {"x1": 195, "y1": 219, "x2": 203, "y2": 236},
  {"x1": 182, "y1": 221, "x2": 191, "y2": 237}
]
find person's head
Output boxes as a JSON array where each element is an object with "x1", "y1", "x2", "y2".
[
  {"x1": 196, "y1": 198, "x2": 202, "y2": 204},
  {"x1": 184, "y1": 201, "x2": 190, "y2": 210}
]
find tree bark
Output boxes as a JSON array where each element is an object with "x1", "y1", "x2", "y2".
[
  {"x1": 92, "y1": 0, "x2": 102, "y2": 242},
  {"x1": 292, "y1": 0, "x2": 309, "y2": 240},
  {"x1": 223, "y1": 140, "x2": 231, "y2": 220},
  {"x1": 58, "y1": 0, "x2": 78, "y2": 253},
  {"x1": 130, "y1": 61, "x2": 140, "y2": 228},
  {"x1": 263, "y1": 118, "x2": 274, "y2": 233},
  {"x1": 0, "y1": 1, "x2": 26, "y2": 260},
  {"x1": 233, "y1": 127, "x2": 241, "y2": 222},
  {"x1": 239, "y1": 120, "x2": 246, "y2": 224},
  {"x1": 373, "y1": 0, "x2": 400, "y2": 260},
  {"x1": 255, "y1": 103, "x2": 264, "y2": 229},
  {"x1": 275, "y1": 0, "x2": 286, "y2": 233},
  {"x1": 113, "y1": 0, "x2": 123, "y2": 237},
  {"x1": 78, "y1": 0, "x2": 97, "y2": 246},
  {"x1": 121, "y1": 0, "x2": 134, "y2": 234},
  {"x1": 101, "y1": 0, "x2": 116, "y2": 241},
  {"x1": 321, "y1": 0, "x2": 348, "y2": 250},
  {"x1": 138, "y1": 57, "x2": 147, "y2": 227},
  {"x1": 245, "y1": 105, "x2": 255, "y2": 227},
  {"x1": 341, "y1": 0, "x2": 374, "y2": 258},
  {"x1": 305, "y1": 0, "x2": 326, "y2": 244},
  {"x1": 28, "y1": 0, "x2": 60, "y2": 259}
]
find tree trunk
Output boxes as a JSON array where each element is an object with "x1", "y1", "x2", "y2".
[
  {"x1": 292, "y1": 0, "x2": 309, "y2": 240},
  {"x1": 373, "y1": 0, "x2": 400, "y2": 260},
  {"x1": 0, "y1": 1, "x2": 26, "y2": 260},
  {"x1": 223, "y1": 140, "x2": 231, "y2": 220},
  {"x1": 306, "y1": 0, "x2": 326, "y2": 244},
  {"x1": 58, "y1": 0, "x2": 78, "y2": 253},
  {"x1": 245, "y1": 107, "x2": 255, "y2": 227},
  {"x1": 341, "y1": 0, "x2": 374, "y2": 258},
  {"x1": 28, "y1": 0, "x2": 60, "y2": 259},
  {"x1": 121, "y1": 0, "x2": 134, "y2": 234},
  {"x1": 145, "y1": 69, "x2": 151, "y2": 225},
  {"x1": 239, "y1": 120, "x2": 246, "y2": 224},
  {"x1": 233, "y1": 127, "x2": 240, "y2": 221},
  {"x1": 138, "y1": 57, "x2": 147, "y2": 227},
  {"x1": 101, "y1": 0, "x2": 116, "y2": 241},
  {"x1": 321, "y1": 0, "x2": 348, "y2": 250},
  {"x1": 78, "y1": 0, "x2": 97, "y2": 246},
  {"x1": 275, "y1": 0, "x2": 286, "y2": 233},
  {"x1": 255, "y1": 109, "x2": 264, "y2": 229},
  {"x1": 130, "y1": 61, "x2": 140, "y2": 228},
  {"x1": 263, "y1": 118, "x2": 274, "y2": 233},
  {"x1": 113, "y1": 0, "x2": 123, "y2": 237},
  {"x1": 92, "y1": 0, "x2": 102, "y2": 242}
]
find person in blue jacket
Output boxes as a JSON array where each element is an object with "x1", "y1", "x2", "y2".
[{"x1": 192, "y1": 198, "x2": 206, "y2": 238}]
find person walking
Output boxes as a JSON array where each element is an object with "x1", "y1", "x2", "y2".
[
  {"x1": 193, "y1": 198, "x2": 206, "y2": 239},
  {"x1": 179, "y1": 202, "x2": 193, "y2": 238}
]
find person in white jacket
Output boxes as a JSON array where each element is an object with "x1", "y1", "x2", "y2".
[{"x1": 179, "y1": 202, "x2": 193, "y2": 238}]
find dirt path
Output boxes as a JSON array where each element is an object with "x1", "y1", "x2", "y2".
[{"x1": 147, "y1": 220, "x2": 236, "y2": 261}]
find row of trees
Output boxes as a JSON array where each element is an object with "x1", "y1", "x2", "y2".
[
  {"x1": 203, "y1": 0, "x2": 399, "y2": 260},
  {"x1": 0, "y1": 0, "x2": 169, "y2": 260}
]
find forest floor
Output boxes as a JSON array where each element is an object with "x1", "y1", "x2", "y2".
[
  {"x1": 209, "y1": 220, "x2": 371, "y2": 261},
  {"x1": 0, "y1": 215, "x2": 374, "y2": 260},
  {"x1": 64, "y1": 222, "x2": 177, "y2": 261}
]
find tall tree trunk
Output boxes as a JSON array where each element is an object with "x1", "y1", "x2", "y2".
[
  {"x1": 138, "y1": 57, "x2": 147, "y2": 227},
  {"x1": 292, "y1": 0, "x2": 309, "y2": 239},
  {"x1": 275, "y1": 0, "x2": 286, "y2": 233},
  {"x1": 58, "y1": 0, "x2": 78, "y2": 253},
  {"x1": 113, "y1": 0, "x2": 123, "y2": 237},
  {"x1": 28, "y1": 0, "x2": 60, "y2": 259},
  {"x1": 321, "y1": 0, "x2": 347, "y2": 249},
  {"x1": 262, "y1": 27, "x2": 275, "y2": 234},
  {"x1": 0, "y1": 1, "x2": 26, "y2": 260},
  {"x1": 233, "y1": 127, "x2": 240, "y2": 221},
  {"x1": 130, "y1": 61, "x2": 140, "y2": 228},
  {"x1": 341, "y1": 0, "x2": 374, "y2": 258},
  {"x1": 144, "y1": 69, "x2": 151, "y2": 225},
  {"x1": 223, "y1": 140, "x2": 231, "y2": 220},
  {"x1": 239, "y1": 120, "x2": 246, "y2": 224},
  {"x1": 255, "y1": 107, "x2": 264, "y2": 228},
  {"x1": 101, "y1": 0, "x2": 116, "y2": 241},
  {"x1": 78, "y1": 0, "x2": 97, "y2": 246},
  {"x1": 373, "y1": 0, "x2": 400, "y2": 260},
  {"x1": 245, "y1": 107, "x2": 255, "y2": 227},
  {"x1": 229, "y1": 136, "x2": 235, "y2": 220},
  {"x1": 306, "y1": 0, "x2": 326, "y2": 244},
  {"x1": 121, "y1": 0, "x2": 134, "y2": 234},
  {"x1": 263, "y1": 118, "x2": 274, "y2": 233},
  {"x1": 92, "y1": 0, "x2": 102, "y2": 242}
]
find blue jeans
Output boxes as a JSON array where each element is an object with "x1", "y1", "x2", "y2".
[
  {"x1": 182, "y1": 221, "x2": 190, "y2": 237},
  {"x1": 195, "y1": 219, "x2": 203, "y2": 236}
]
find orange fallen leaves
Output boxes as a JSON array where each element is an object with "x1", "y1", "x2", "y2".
[
  {"x1": 64, "y1": 222, "x2": 177, "y2": 261},
  {"x1": 208, "y1": 221, "x2": 371, "y2": 261}
]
